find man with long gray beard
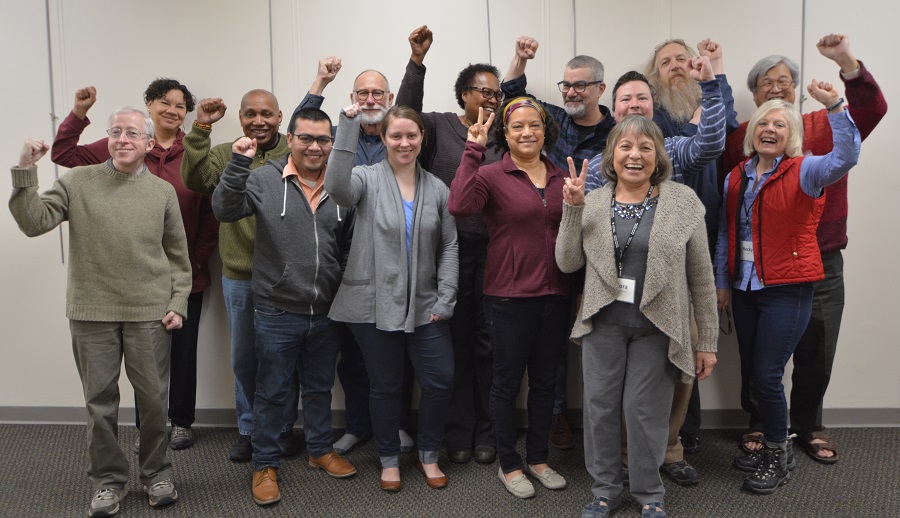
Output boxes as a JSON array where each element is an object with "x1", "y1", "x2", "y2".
[{"x1": 644, "y1": 38, "x2": 738, "y2": 487}]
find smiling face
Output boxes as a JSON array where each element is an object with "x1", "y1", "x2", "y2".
[
  {"x1": 753, "y1": 63, "x2": 796, "y2": 106},
  {"x1": 560, "y1": 67, "x2": 604, "y2": 120},
  {"x1": 107, "y1": 112, "x2": 154, "y2": 173},
  {"x1": 288, "y1": 119, "x2": 332, "y2": 174},
  {"x1": 752, "y1": 108, "x2": 790, "y2": 160},
  {"x1": 655, "y1": 42, "x2": 692, "y2": 87},
  {"x1": 461, "y1": 72, "x2": 502, "y2": 125},
  {"x1": 239, "y1": 91, "x2": 282, "y2": 149},
  {"x1": 353, "y1": 71, "x2": 394, "y2": 125},
  {"x1": 382, "y1": 116, "x2": 422, "y2": 169},
  {"x1": 612, "y1": 130, "x2": 657, "y2": 189},
  {"x1": 504, "y1": 107, "x2": 545, "y2": 160},
  {"x1": 146, "y1": 89, "x2": 187, "y2": 134},
  {"x1": 613, "y1": 80, "x2": 654, "y2": 121}
]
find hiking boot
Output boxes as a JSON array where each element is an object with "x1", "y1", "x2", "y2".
[
  {"x1": 89, "y1": 488, "x2": 125, "y2": 517},
  {"x1": 742, "y1": 444, "x2": 791, "y2": 494},
  {"x1": 169, "y1": 425, "x2": 194, "y2": 450},
  {"x1": 660, "y1": 459, "x2": 699, "y2": 486},
  {"x1": 549, "y1": 413, "x2": 575, "y2": 450},
  {"x1": 143, "y1": 480, "x2": 178, "y2": 507},
  {"x1": 734, "y1": 440, "x2": 795, "y2": 472}
]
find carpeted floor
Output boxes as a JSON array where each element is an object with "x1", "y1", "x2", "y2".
[{"x1": 1, "y1": 424, "x2": 896, "y2": 517}]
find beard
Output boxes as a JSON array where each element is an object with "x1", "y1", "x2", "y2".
[
  {"x1": 360, "y1": 105, "x2": 388, "y2": 125},
  {"x1": 654, "y1": 76, "x2": 702, "y2": 124},
  {"x1": 563, "y1": 101, "x2": 586, "y2": 119}
]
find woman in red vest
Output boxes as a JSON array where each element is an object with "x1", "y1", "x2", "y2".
[{"x1": 714, "y1": 82, "x2": 860, "y2": 495}]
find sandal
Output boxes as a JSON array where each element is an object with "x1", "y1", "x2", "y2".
[
  {"x1": 797, "y1": 431, "x2": 839, "y2": 464},
  {"x1": 740, "y1": 431, "x2": 764, "y2": 454}
]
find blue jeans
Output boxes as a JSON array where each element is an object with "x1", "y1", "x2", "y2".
[
  {"x1": 222, "y1": 277, "x2": 298, "y2": 437},
  {"x1": 251, "y1": 305, "x2": 339, "y2": 469},
  {"x1": 347, "y1": 322, "x2": 453, "y2": 465},
  {"x1": 485, "y1": 295, "x2": 570, "y2": 473},
  {"x1": 732, "y1": 284, "x2": 813, "y2": 444}
]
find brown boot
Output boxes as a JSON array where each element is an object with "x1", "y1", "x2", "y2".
[
  {"x1": 549, "y1": 413, "x2": 575, "y2": 450},
  {"x1": 252, "y1": 467, "x2": 281, "y2": 505}
]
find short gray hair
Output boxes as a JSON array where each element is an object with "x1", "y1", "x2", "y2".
[
  {"x1": 107, "y1": 107, "x2": 154, "y2": 137},
  {"x1": 566, "y1": 55, "x2": 604, "y2": 82},
  {"x1": 746, "y1": 55, "x2": 800, "y2": 94},
  {"x1": 742, "y1": 99, "x2": 803, "y2": 158}
]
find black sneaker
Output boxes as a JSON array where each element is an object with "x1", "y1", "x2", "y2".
[
  {"x1": 734, "y1": 441, "x2": 795, "y2": 473},
  {"x1": 659, "y1": 459, "x2": 699, "y2": 486},
  {"x1": 278, "y1": 429, "x2": 305, "y2": 457},
  {"x1": 229, "y1": 434, "x2": 252, "y2": 462},
  {"x1": 742, "y1": 444, "x2": 790, "y2": 494}
]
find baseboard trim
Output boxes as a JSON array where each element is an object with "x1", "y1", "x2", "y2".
[{"x1": 2, "y1": 406, "x2": 897, "y2": 429}]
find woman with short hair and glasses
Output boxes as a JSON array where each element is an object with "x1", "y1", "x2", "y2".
[
  {"x1": 450, "y1": 98, "x2": 569, "y2": 499},
  {"x1": 51, "y1": 78, "x2": 219, "y2": 453}
]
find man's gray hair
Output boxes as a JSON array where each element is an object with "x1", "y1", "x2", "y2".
[
  {"x1": 746, "y1": 55, "x2": 800, "y2": 94},
  {"x1": 107, "y1": 106, "x2": 154, "y2": 137},
  {"x1": 566, "y1": 55, "x2": 604, "y2": 82}
]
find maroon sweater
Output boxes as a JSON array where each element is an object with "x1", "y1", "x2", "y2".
[
  {"x1": 51, "y1": 112, "x2": 219, "y2": 293},
  {"x1": 723, "y1": 61, "x2": 887, "y2": 253},
  {"x1": 450, "y1": 142, "x2": 571, "y2": 298}
]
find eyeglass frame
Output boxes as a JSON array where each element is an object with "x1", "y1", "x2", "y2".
[
  {"x1": 756, "y1": 78, "x2": 795, "y2": 92},
  {"x1": 354, "y1": 89, "x2": 387, "y2": 101},
  {"x1": 107, "y1": 128, "x2": 150, "y2": 140},
  {"x1": 291, "y1": 133, "x2": 334, "y2": 146},
  {"x1": 557, "y1": 80, "x2": 603, "y2": 93},
  {"x1": 464, "y1": 86, "x2": 504, "y2": 100}
]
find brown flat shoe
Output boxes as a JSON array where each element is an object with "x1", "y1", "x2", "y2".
[
  {"x1": 379, "y1": 477, "x2": 402, "y2": 492},
  {"x1": 416, "y1": 459, "x2": 448, "y2": 489}
]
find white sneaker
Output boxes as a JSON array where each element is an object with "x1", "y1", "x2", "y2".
[{"x1": 89, "y1": 487, "x2": 125, "y2": 517}]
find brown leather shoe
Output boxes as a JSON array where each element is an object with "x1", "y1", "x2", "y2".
[
  {"x1": 308, "y1": 451, "x2": 357, "y2": 478},
  {"x1": 379, "y1": 477, "x2": 402, "y2": 492},
  {"x1": 416, "y1": 459, "x2": 448, "y2": 489},
  {"x1": 252, "y1": 467, "x2": 280, "y2": 506}
]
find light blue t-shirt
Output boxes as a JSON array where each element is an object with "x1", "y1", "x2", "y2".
[{"x1": 403, "y1": 198, "x2": 414, "y2": 266}]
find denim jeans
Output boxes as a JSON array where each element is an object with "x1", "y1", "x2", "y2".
[
  {"x1": 484, "y1": 295, "x2": 570, "y2": 473},
  {"x1": 347, "y1": 322, "x2": 453, "y2": 464},
  {"x1": 732, "y1": 283, "x2": 813, "y2": 443},
  {"x1": 251, "y1": 305, "x2": 339, "y2": 470},
  {"x1": 222, "y1": 277, "x2": 298, "y2": 437}
]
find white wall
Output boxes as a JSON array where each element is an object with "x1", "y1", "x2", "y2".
[{"x1": 1, "y1": 0, "x2": 897, "y2": 424}]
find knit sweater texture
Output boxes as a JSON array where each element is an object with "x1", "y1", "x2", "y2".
[
  {"x1": 555, "y1": 181, "x2": 718, "y2": 383},
  {"x1": 9, "y1": 162, "x2": 191, "y2": 321}
]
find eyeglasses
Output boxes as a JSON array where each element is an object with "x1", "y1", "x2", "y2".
[
  {"x1": 107, "y1": 128, "x2": 149, "y2": 140},
  {"x1": 557, "y1": 80, "x2": 602, "y2": 93},
  {"x1": 465, "y1": 86, "x2": 503, "y2": 100},
  {"x1": 757, "y1": 78, "x2": 794, "y2": 92},
  {"x1": 355, "y1": 89, "x2": 386, "y2": 101},
  {"x1": 292, "y1": 134, "x2": 333, "y2": 146}
]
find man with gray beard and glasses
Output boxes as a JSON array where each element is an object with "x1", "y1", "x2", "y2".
[{"x1": 644, "y1": 37, "x2": 738, "y2": 487}]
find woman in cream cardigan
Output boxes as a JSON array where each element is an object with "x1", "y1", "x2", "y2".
[{"x1": 555, "y1": 115, "x2": 717, "y2": 518}]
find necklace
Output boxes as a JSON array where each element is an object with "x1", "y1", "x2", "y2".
[{"x1": 613, "y1": 197, "x2": 658, "y2": 220}]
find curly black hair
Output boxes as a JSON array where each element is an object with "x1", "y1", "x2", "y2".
[
  {"x1": 454, "y1": 63, "x2": 501, "y2": 109},
  {"x1": 490, "y1": 95, "x2": 559, "y2": 155},
  {"x1": 143, "y1": 78, "x2": 195, "y2": 112}
]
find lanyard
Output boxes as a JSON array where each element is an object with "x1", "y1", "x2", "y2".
[{"x1": 610, "y1": 184, "x2": 655, "y2": 277}]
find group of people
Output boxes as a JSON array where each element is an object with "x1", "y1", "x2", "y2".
[{"x1": 9, "y1": 24, "x2": 885, "y2": 518}]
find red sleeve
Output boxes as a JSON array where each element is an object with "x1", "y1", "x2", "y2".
[
  {"x1": 448, "y1": 141, "x2": 491, "y2": 218},
  {"x1": 192, "y1": 194, "x2": 220, "y2": 266},
  {"x1": 844, "y1": 60, "x2": 888, "y2": 142},
  {"x1": 51, "y1": 112, "x2": 112, "y2": 167}
]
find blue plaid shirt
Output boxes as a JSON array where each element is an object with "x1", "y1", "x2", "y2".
[{"x1": 500, "y1": 74, "x2": 616, "y2": 170}]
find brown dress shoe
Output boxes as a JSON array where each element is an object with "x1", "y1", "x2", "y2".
[
  {"x1": 416, "y1": 459, "x2": 448, "y2": 489},
  {"x1": 308, "y1": 451, "x2": 358, "y2": 478},
  {"x1": 252, "y1": 467, "x2": 281, "y2": 506}
]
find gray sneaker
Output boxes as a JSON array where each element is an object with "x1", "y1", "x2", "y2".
[
  {"x1": 89, "y1": 487, "x2": 125, "y2": 517},
  {"x1": 143, "y1": 480, "x2": 178, "y2": 508},
  {"x1": 169, "y1": 425, "x2": 195, "y2": 450}
]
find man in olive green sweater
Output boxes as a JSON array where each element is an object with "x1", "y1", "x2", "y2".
[
  {"x1": 9, "y1": 108, "x2": 192, "y2": 517},
  {"x1": 179, "y1": 58, "x2": 339, "y2": 462}
]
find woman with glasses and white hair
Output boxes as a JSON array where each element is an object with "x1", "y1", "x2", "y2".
[{"x1": 715, "y1": 78, "x2": 860, "y2": 495}]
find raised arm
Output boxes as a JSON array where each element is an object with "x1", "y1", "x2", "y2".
[
  {"x1": 799, "y1": 79, "x2": 860, "y2": 196},
  {"x1": 396, "y1": 25, "x2": 433, "y2": 112},
  {"x1": 181, "y1": 97, "x2": 229, "y2": 194},
  {"x1": 9, "y1": 139, "x2": 70, "y2": 237},
  {"x1": 211, "y1": 137, "x2": 261, "y2": 223},
  {"x1": 324, "y1": 105, "x2": 366, "y2": 207},
  {"x1": 667, "y1": 56, "x2": 726, "y2": 180},
  {"x1": 51, "y1": 86, "x2": 113, "y2": 167},
  {"x1": 289, "y1": 57, "x2": 340, "y2": 125},
  {"x1": 501, "y1": 36, "x2": 538, "y2": 98}
]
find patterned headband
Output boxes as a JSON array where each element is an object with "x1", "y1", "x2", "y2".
[{"x1": 502, "y1": 97, "x2": 546, "y2": 126}]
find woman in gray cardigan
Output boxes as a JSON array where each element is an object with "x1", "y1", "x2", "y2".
[
  {"x1": 555, "y1": 116, "x2": 717, "y2": 518},
  {"x1": 325, "y1": 104, "x2": 458, "y2": 492}
]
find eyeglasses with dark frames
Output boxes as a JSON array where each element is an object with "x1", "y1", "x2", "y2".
[
  {"x1": 292, "y1": 134, "x2": 334, "y2": 146},
  {"x1": 465, "y1": 86, "x2": 504, "y2": 100},
  {"x1": 557, "y1": 80, "x2": 603, "y2": 93}
]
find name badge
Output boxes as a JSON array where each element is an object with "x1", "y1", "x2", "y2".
[
  {"x1": 616, "y1": 277, "x2": 636, "y2": 304},
  {"x1": 740, "y1": 240, "x2": 754, "y2": 262}
]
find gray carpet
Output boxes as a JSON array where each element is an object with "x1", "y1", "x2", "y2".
[{"x1": 1, "y1": 424, "x2": 897, "y2": 517}]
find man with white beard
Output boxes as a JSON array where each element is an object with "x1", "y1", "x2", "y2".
[
  {"x1": 644, "y1": 38, "x2": 738, "y2": 487},
  {"x1": 348, "y1": 69, "x2": 395, "y2": 166}
]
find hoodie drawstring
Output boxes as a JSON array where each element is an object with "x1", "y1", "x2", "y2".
[{"x1": 280, "y1": 178, "x2": 288, "y2": 217}]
